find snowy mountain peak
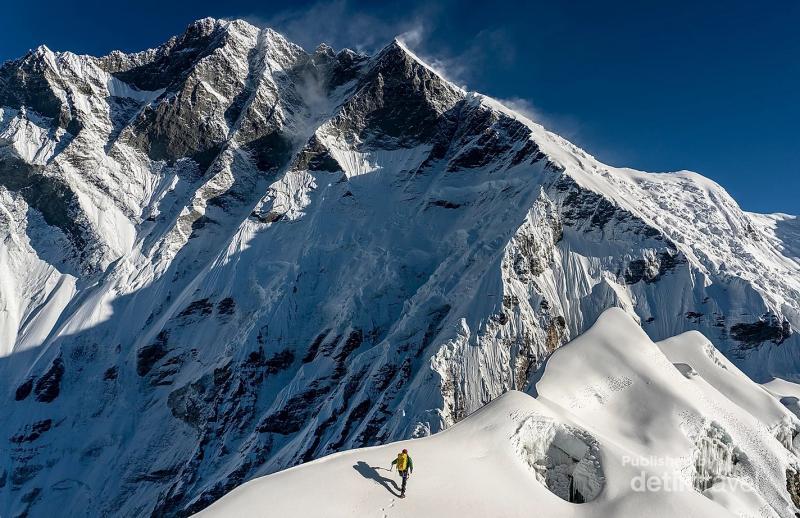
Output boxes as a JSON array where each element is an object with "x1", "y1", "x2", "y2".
[
  {"x1": 28, "y1": 44, "x2": 54, "y2": 59},
  {"x1": 314, "y1": 42, "x2": 336, "y2": 59},
  {"x1": 383, "y1": 37, "x2": 463, "y2": 90},
  {"x1": 0, "y1": 19, "x2": 798, "y2": 517},
  {"x1": 184, "y1": 16, "x2": 236, "y2": 38}
]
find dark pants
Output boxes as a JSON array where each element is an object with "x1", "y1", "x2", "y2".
[{"x1": 399, "y1": 469, "x2": 409, "y2": 495}]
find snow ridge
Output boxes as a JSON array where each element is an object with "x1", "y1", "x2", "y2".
[{"x1": 202, "y1": 310, "x2": 800, "y2": 518}]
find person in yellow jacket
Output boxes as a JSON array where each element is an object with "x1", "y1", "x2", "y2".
[{"x1": 390, "y1": 449, "x2": 414, "y2": 498}]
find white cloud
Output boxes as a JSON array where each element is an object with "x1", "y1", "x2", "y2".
[
  {"x1": 498, "y1": 96, "x2": 583, "y2": 141},
  {"x1": 397, "y1": 25, "x2": 425, "y2": 49},
  {"x1": 251, "y1": 0, "x2": 435, "y2": 54},
  {"x1": 497, "y1": 97, "x2": 545, "y2": 124}
]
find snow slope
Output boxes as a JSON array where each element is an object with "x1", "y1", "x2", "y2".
[
  {"x1": 0, "y1": 17, "x2": 798, "y2": 516},
  {"x1": 201, "y1": 309, "x2": 800, "y2": 518}
]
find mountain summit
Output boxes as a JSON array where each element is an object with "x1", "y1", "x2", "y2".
[{"x1": 0, "y1": 18, "x2": 798, "y2": 516}]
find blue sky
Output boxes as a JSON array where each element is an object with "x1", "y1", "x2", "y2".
[{"x1": 2, "y1": 0, "x2": 797, "y2": 214}]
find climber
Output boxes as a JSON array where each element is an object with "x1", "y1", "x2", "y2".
[{"x1": 390, "y1": 448, "x2": 414, "y2": 498}]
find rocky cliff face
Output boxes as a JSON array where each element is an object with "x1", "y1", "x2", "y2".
[{"x1": 0, "y1": 18, "x2": 798, "y2": 516}]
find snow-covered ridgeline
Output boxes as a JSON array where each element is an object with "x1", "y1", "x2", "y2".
[{"x1": 202, "y1": 309, "x2": 800, "y2": 518}]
